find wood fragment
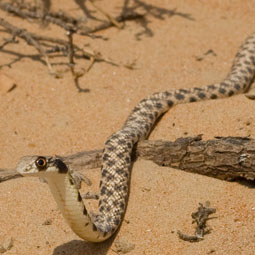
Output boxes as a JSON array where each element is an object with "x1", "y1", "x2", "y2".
[
  {"x1": 178, "y1": 201, "x2": 216, "y2": 242},
  {"x1": 6, "y1": 83, "x2": 17, "y2": 93}
]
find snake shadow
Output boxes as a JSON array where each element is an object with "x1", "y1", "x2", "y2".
[{"x1": 52, "y1": 236, "x2": 115, "y2": 255}]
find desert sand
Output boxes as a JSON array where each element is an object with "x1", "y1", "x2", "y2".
[{"x1": 1, "y1": 1, "x2": 255, "y2": 254}]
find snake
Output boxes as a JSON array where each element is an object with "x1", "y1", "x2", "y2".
[{"x1": 16, "y1": 34, "x2": 255, "y2": 242}]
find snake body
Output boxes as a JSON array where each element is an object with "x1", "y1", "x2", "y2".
[{"x1": 17, "y1": 34, "x2": 255, "y2": 242}]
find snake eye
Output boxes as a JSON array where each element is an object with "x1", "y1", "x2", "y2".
[{"x1": 35, "y1": 157, "x2": 47, "y2": 170}]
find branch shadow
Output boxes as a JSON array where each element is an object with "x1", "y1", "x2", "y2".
[
  {"x1": 0, "y1": 49, "x2": 46, "y2": 69},
  {"x1": 42, "y1": 0, "x2": 194, "y2": 41},
  {"x1": 51, "y1": 226, "x2": 123, "y2": 255},
  {"x1": 73, "y1": 0, "x2": 104, "y2": 22},
  {"x1": 119, "y1": 0, "x2": 194, "y2": 40},
  {"x1": 234, "y1": 178, "x2": 255, "y2": 189}
]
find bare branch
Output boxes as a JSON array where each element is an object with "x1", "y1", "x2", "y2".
[{"x1": 2, "y1": 136, "x2": 255, "y2": 183}]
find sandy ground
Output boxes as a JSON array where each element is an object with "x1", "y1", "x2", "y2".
[{"x1": 1, "y1": 1, "x2": 255, "y2": 254}]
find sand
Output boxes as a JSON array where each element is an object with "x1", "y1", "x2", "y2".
[{"x1": 1, "y1": 1, "x2": 255, "y2": 254}]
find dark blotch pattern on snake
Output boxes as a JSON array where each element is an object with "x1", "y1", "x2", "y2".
[{"x1": 93, "y1": 34, "x2": 255, "y2": 234}]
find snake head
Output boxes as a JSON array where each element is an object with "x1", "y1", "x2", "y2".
[{"x1": 16, "y1": 156, "x2": 68, "y2": 177}]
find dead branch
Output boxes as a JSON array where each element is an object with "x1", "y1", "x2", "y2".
[
  {"x1": 2, "y1": 135, "x2": 255, "y2": 183},
  {"x1": 0, "y1": 17, "x2": 114, "y2": 62},
  {"x1": 0, "y1": 15, "x2": 139, "y2": 83},
  {"x1": 137, "y1": 135, "x2": 255, "y2": 180},
  {"x1": 0, "y1": 16, "x2": 122, "y2": 82}
]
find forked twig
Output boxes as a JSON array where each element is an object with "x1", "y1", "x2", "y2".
[{"x1": 66, "y1": 29, "x2": 90, "y2": 92}]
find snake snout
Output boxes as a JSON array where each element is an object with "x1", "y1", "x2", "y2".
[{"x1": 16, "y1": 155, "x2": 41, "y2": 176}]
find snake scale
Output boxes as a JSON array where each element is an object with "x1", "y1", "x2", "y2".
[{"x1": 17, "y1": 34, "x2": 255, "y2": 242}]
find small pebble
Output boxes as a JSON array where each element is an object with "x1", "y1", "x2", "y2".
[
  {"x1": 114, "y1": 237, "x2": 135, "y2": 254},
  {"x1": 42, "y1": 219, "x2": 53, "y2": 225},
  {"x1": 0, "y1": 238, "x2": 13, "y2": 253}
]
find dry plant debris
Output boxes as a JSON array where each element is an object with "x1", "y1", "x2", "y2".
[
  {"x1": 0, "y1": 0, "x2": 193, "y2": 91},
  {"x1": 0, "y1": 0, "x2": 143, "y2": 91},
  {"x1": 177, "y1": 201, "x2": 216, "y2": 242}
]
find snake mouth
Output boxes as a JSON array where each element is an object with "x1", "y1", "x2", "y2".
[
  {"x1": 17, "y1": 165, "x2": 42, "y2": 176},
  {"x1": 19, "y1": 168, "x2": 61, "y2": 177}
]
